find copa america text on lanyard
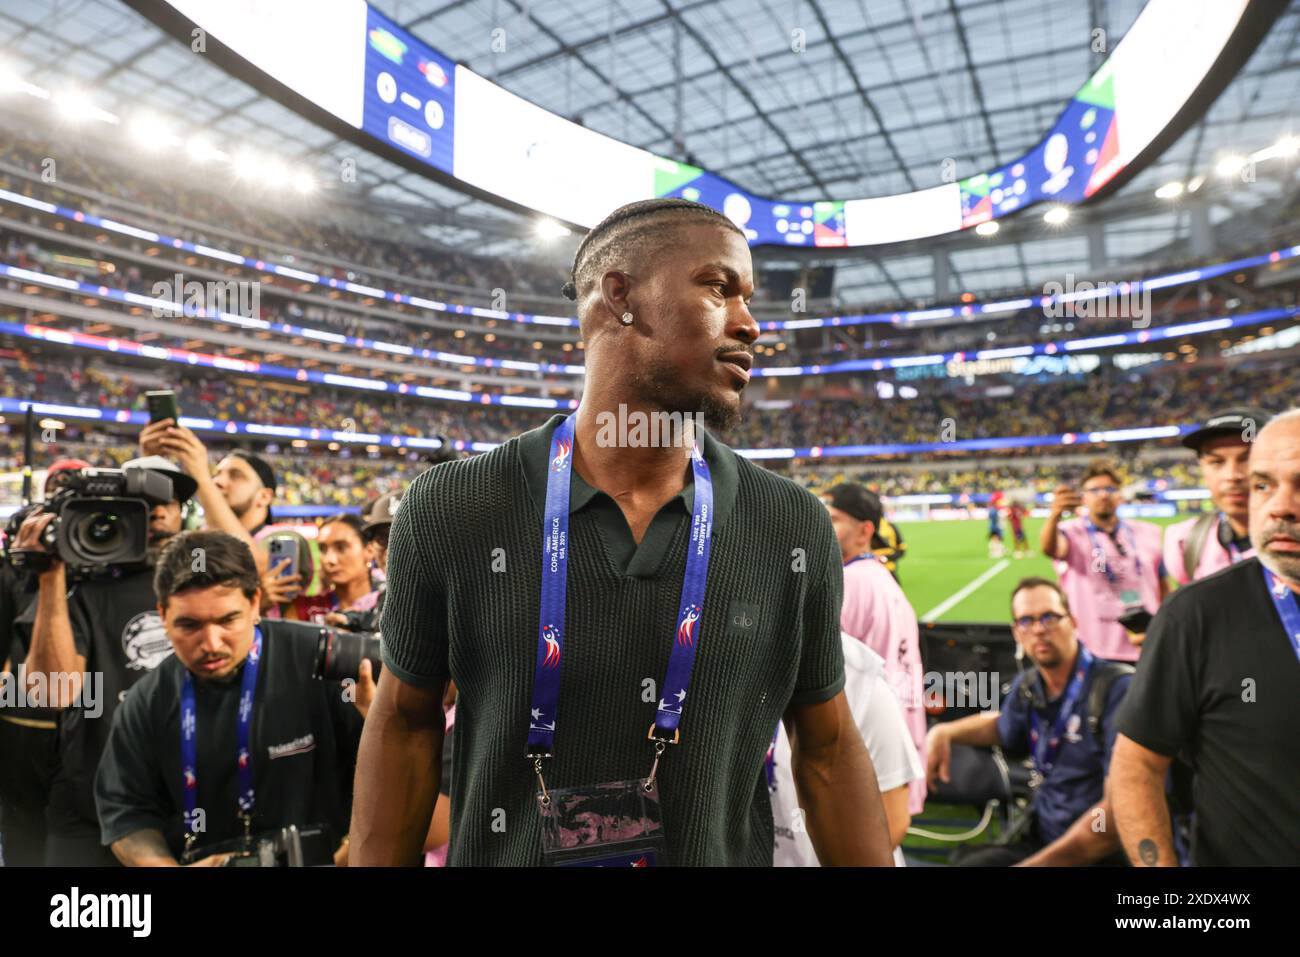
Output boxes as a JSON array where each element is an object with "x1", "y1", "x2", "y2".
[
  {"x1": 180, "y1": 627, "x2": 263, "y2": 851},
  {"x1": 525, "y1": 414, "x2": 714, "y2": 805}
]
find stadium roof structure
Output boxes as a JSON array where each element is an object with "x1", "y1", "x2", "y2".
[{"x1": 1, "y1": 0, "x2": 1297, "y2": 309}]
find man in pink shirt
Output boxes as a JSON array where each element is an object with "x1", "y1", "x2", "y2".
[
  {"x1": 1163, "y1": 409, "x2": 1270, "y2": 585},
  {"x1": 824, "y1": 483, "x2": 926, "y2": 815},
  {"x1": 1040, "y1": 460, "x2": 1166, "y2": 663}
]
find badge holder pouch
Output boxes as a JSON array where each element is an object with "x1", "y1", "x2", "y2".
[{"x1": 538, "y1": 778, "x2": 668, "y2": 867}]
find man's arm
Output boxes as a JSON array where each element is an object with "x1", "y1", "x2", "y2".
[
  {"x1": 145, "y1": 421, "x2": 268, "y2": 572},
  {"x1": 25, "y1": 564, "x2": 87, "y2": 708},
  {"x1": 1018, "y1": 798, "x2": 1120, "y2": 866},
  {"x1": 880, "y1": 785, "x2": 910, "y2": 849},
  {"x1": 1040, "y1": 486, "x2": 1078, "y2": 559},
  {"x1": 1109, "y1": 734, "x2": 1175, "y2": 866},
  {"x1": 110, "y1": 829, "x2": 230, "y2": 867},
  {"x1": 924, "y1": 712, "x2": 1001, "y2": 785},
  {"x1": 349, "y1": 671, "x2": 446, "y2": 865},
  {"x1": 784, "y1": 691, "x2": 893, "y2": 866}
]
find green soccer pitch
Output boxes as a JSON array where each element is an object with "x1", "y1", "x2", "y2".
[{"x1": 895, "y1": 514, "x2": 1187, "y2": 624}]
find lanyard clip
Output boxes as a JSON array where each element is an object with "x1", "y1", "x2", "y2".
[
  {"x1": 644, "y1": 724, "x2": 680, "y2": 791},
  {"x1": 530, "y1": 754, "x2": 552, "y2": 806}
]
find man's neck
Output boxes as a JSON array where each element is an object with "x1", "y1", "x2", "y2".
[
  {"x1": 1039, "y1": 645, "x2": 1080, "y2": 699},
  {"x1": 1222, "y1": 511, "x2": 1249, "y2": 540},
  {"x1": 1090, "y1": 513, "x2": 1119, "y2": 533},
  {"x1": 571, "y1": 399, "x2": 695, "y2": 504}
]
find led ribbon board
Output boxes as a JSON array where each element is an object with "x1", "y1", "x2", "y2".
[{"x1": 139, "y1": 0, "x2": 1262, "y2": 247}]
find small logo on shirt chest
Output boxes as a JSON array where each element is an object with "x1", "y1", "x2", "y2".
[{"x1": 726, "y1": 600, "x2": 761, "y2": 636}]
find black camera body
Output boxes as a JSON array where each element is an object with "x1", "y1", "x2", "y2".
[
  {"x1": 4, "y1": 467, "x2": 174, "y2": 579},
  {"x1": 181, "y1": 824, "x2": 334, "y2": 867}
]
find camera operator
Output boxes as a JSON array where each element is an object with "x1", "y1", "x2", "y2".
[
  {"x1": 15, "y1": 455, "x2": 195, "y2": 865},
  {"x1": 0, "y1": 459, "x2": 89, "y2": 865},
  {"x1": 94, "y1": 530, "x2": 365, "y2": 866}
]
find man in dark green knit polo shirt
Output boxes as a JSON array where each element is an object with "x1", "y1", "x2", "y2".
[{"x1": 352, "y1": 198, "x2": 892, "y2": 866}]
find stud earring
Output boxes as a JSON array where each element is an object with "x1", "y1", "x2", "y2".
[{"x1": 620, "y1": 312, "x2": 633, "y2": 325}]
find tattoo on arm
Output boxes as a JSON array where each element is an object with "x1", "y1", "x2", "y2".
[{"x1": 1138, "y1": 838, "x2": 1159, "y2": 866}]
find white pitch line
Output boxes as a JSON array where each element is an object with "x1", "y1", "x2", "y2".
[{"x1": 920, "y1": 559, "x2": 1011, "y2": 623}]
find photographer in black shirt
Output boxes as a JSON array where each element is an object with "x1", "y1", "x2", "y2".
[
  {"x1": 94, "y1": 530, "x2": 365, "y2": 866},
  {"x1": 16, "y1": 455, "x2": 195, "y2": 866}
]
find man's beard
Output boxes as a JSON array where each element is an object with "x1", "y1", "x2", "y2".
[
  {"x1": 1253, "y1": 519, "x2": 1300, "y2": 584},
  {"x1": 628, "y1": 354, "x2": 744, "y2": 435}
]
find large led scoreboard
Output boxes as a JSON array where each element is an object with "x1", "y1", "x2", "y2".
[{"x1": 139, "y1": 0, "x2": 1268, "y2": 247}]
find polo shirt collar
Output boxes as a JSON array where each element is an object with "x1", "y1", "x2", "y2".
[{"x1": 518, "y1": 412, "x2": 739, "y2": 528}]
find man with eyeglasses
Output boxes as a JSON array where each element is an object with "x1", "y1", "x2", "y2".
[
  {"x1": 926, "y1": 577, "x2": 1132, "y2": 866},
  {"x1": 1040, "y1": 460, "x2": 1166, "y2": 663}
]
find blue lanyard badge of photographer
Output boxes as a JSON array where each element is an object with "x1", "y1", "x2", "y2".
[
  {"x1": 527, "y1": 414, "x2": 713, "y2": 866},
  {"x1": 1027, "y1": 646, "x2": 1093, "y2": 788},
  {"x1": 181, "y1": 627, "x2": 262, "y2": 853},
  {"x1": 1085, "y1": 520, "x2": 1143, "y2": 606}
]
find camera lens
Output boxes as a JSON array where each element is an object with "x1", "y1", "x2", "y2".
[
  {"x1": 75, "y1": 511, "x2": 123, "y2": 556},
  {"x1": 313, "y1": 628, "x2": 382, "y2": 682}
]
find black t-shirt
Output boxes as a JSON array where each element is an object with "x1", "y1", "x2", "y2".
[
  {"x1": 0, "y1": 564, "x2": 52, "y2": 723},
  {"x1": 14, "y1": 569, "x2": 170, "y2": 833},
  {"x1": 94, "y1": 620, "x2": 363, "y2": 860},
  {"x1": 1115, "y1": 558, "x2": 1300, "y2": 865}
]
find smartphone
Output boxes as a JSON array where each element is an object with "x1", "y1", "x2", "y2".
[
  {"x1": 145, "y1": 390, "x2": 179, "y2": 423},
  {"x1": 1117, "y1": 607, "x2": 1153, "y2": 634},
  {"x1": 266, "y1": 536, "x2": 298, "y2": 580}
]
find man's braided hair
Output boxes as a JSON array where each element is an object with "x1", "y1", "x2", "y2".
[{"x1": 560, "y1": 197, "x2": 745, "y2": 301}]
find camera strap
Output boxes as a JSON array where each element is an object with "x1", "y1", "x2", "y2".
[
  {"x1": 1261, "y1": 564, "x2": 1300, "y2": 666},
  {"x1": 181, "y1": 626, "x2": 263, "y2": 849},
  {"x1": 525, "y1": 414, "x2": 714, "y2": 789},
  {"x1": 1083, "y1": 519, "x2": 1143, "y2": 588}
]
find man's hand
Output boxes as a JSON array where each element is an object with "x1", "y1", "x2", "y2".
[
  {"x1": 1051, "y1": 484, "x2": 1082, "y2": 517},
  {"x1": 148, "y1": 422, "x2": 210, "y2": 478},
  {"x1": 352, "y1": 659, "x2": 376, "y2": 718},
  {"x1": 332, "y1": 838, "x2": 350, "y2": 867},
  {"x1": 925, "y1": 724, "x2": 952, "y2": 787},
  {"x1": 260, "y1": 558, "x2": 302, "y2": 606},
  {"x1": 13, "y1": 510, "x2": 59, "y2": 561},
  {"x1": 184, "y1": 852, "x2": 234, "y2": 867},
  {"x1": 139, "y1": 418, "x2": 172, "y2": 458}
]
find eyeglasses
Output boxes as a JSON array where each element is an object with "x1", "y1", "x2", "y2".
[
  {"x1": 1082, "y1": 486, "x2": 1119, "y2": 496},
  {"x1": 1013, "y1": 612, "x2": 1066, "y2": 631}
]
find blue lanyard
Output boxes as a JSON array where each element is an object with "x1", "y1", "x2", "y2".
[
  {"x1": 1220, "y1": 515, "x2": 1246, "y2": 563},
  {"x1": 1027, "y1": 646, "x2": 1094, "y2": 775},
  {"x1": 181, "y1": 627, "x2": 262, "y2": 839},
  {"x1": 526, "y1": 414, "x2": 714, "y2": 756},
  {"x1": 763, "y1": 726, "x2": 779, "y2": 792},
  {"x1": 1083, "y1": 519, "x2": 1142, "y2": 586},
  {"x1": 1261, "y1": 564, "x2": 1300, "y2": 666},
  {"x1": 844, "y1": 552, "x2": 877, "y2": 567}
]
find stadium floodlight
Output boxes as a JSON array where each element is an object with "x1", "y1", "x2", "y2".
[
  {"x1": 130, "y1": 113, "x2": 180, "y2": 150},
  {"x1": 292, "y1": 173, "x2": 316, "y2": 195},
  {"x1": 974, "y1": 220, "x2": 999, "y2": 237},
  {"x1": 186, "y1": 135, "x2": 222, "y2": 163},
  {"x1": 1155, "y1": 181, "x2": 1185, "y2": 199},
  {"x1": 1215, "y1": 155, "x2": 1247, "y2": 177},
  {"x1": 1043, "y1": 206, "x2": 1070, "y2": 225},
  {"x1": 534, "y1": 219, "x2": 570, "y2": 240},
  {"x1": 55, "y1": 90, "x2": 119, "y2": 125},
  {"x1": 1187, "y1": 174, "x2": 1206, "y2": 193},
  {"x1": 231, "y1": 150, "x2": 262, "y2": 180},
  {"x1": 261, "y1": 159, "x2": 292, "y2": 187},
  {"x1": 1279, "y1": 135, "x2": 1300, "y2": 157}
]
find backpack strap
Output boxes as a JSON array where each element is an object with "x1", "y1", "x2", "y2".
[
  {"x1": 1086, "y1": 660, "x2": 1136, "y2": 739},
  {"x1": 1181, "y1": 512, "x2": 1218, "y2": 582}
]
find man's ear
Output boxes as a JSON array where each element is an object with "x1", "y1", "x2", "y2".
[
  {"x1": 256, "y1": 487, "x2": 274, "y2": 510},
  {"x1": 862, "y1": 520, "x2": 877, "y2": 543},
  {"x1": 599, "y1": 269, "x2": 633, "y2": 323}
]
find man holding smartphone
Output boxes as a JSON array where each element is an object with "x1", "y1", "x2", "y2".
[{"x1": 1040, "y1": 460, "x2": 1166, "y2": 662}]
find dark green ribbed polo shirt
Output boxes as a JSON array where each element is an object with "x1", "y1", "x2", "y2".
[{"x1": 381, "y1": 413, "x2": 845, "y2": 866}]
